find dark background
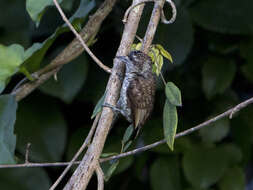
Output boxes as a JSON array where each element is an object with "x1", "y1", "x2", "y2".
[{"x1": 0, "y1": 0, "x2": 252, "y2": 189}]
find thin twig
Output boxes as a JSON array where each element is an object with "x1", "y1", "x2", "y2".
[
  {"x1": 160, "y1": 0, "x2": 177, "y2": 24},
  {"x1": 13, "y1": 0, "x2": 117, "y2": 101},
  {"x1": 160, "y1": 72, "x2": 167, "y2": 86},
  {"x1": 50, "y1": 113, "x2": 101, "y2": 190},
  {"x1": 53, "y1": 0, "x2": 111, "y2": 73},
  {"x1": 1, "y1": 96, "x2": 253, "y2": 169},
  {"x1": 123, "y1": 0, "x2": 176, "y2": 25},
  {"x1": 25, "y1": 143, "x2": 31, "y2": 163},
  {"x1": 229, "y1": 97, "x2": 253, "y2": 118},
  {"x1": 63, "y1": 0, "x2": 146, "y2": 189},
  {"x1": 95, "y1": 163, "x2": 104, "y2": 190},
  {"x1": 100, "y1": 96, "x2": 253, "y2": 162},
  {"x1": 0, "y1": 161, "x2": 81, "y2": 168},
  {"x1": 123, "y1": 0, "x2": 154, "y2": 23},
  {"x1": 141, "y1": 0, "x2": 166, "y2": 53}
]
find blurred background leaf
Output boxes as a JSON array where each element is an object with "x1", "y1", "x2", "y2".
[{"x1": 0, "y1": 0, "x2": 252, "y2": 189}]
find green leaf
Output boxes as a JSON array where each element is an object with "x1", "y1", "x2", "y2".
[
  {"x1": 122, "y1": 125, "x2": 134, "y2": 145},
  {"x1": 199, "y1": 118, "x2": 229, "y2": 143},
  {"x1": 202, "y1": 57, "x2": 236, "y2": 99},
  {"x1": 155, "y1": 44, "x2": 173, "y2": 63},
  {"x1": 165, "y1": 82, "x2": 182, "y2": 106},
  {"x1": 150, "y1": 157, "x2": 181, "y2": 190},
  {"x1": 91, "y1": 92, "x2": 106, "y2": 119},
  {"x1": 114, "y1": 157, "x2": 134, "y2": 175},
  {"x1": 163, "y1": 99, "x2": 178, "y2": 150},
  {"x1": 157, "y1": 54, "x2": 164, "y2": 76},
  {"x1": 68, "y1": 0, "x2": 96, "y2": 25},
  {"x1": 122, "y1": 141, "x2": 132, "y2": 152},
  {"x1": 23, "y1": 0, "x2": 95, "y2": 72},
  {"x1": 26, "y1": 0, "x2": 63, "y2": 26},
  {"x1": 40, "y1": 54, "x2": 88, "y2": 103},
  {"x1": 190, "y1": 0, "x2": 253, "y2": 34},
  {"x1": 135, "y1": 43, "x2": 142, "y2": 50},
  {"x1": 15, "y1": 96, "x2": 67, "y2": 162},
  {"x1": 0, "y1": 95, "x2": 17, "y2": 164},
  {"x1": 183, "y1": 146, "x2": 229, "y2": 189},
  {"x1": 218, "y1": 167, "x2": 245, "y2": 190},
  {"x1": 0, "y1": 168, "x2": 50, "y2": 190},
  {"x1": 103, "y1": 160, "x2": 119, "y2": 181},
  {"x1": 0, "y1": 44, "x2": 25, "y2": 93}
]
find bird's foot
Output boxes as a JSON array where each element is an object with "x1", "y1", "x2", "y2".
[{"x1": 103, "y1": 103, "x2": 122, "y2": 113}]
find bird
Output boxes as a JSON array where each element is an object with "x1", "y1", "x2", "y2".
[{"x1": 105, "y1": 50, "x2": 156, "y2": 138}]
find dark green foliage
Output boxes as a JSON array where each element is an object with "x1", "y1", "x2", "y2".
[{"x1": 0, "y1": 0, "x2": 252, "y2": 189}]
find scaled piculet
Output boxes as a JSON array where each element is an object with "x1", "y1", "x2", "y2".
[{"x1": 116, "y1": 50, "x2": 156, "y2": 137}]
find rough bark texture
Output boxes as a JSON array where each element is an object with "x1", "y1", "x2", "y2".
[
  {"x1": 63, "y1": 0, "x2": 145, "y2": 189},
  {"x1": 14, "y1": 0, "x2": 117, "y2": 101}
]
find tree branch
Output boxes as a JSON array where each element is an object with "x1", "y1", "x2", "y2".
[
  {"x1": 95, "y1": 163, "x2": 104, "y2": 190},
  {"x1": 141, "y1": 0, "x2": 165, "y2": 53},
  {"x1": 12, "y1": 0, "x2": 117, "y2": 102},
  {"x1": 1, "y1": 96, "x2": 253, "y2": 169},
  {"x1": 53, "y1": 0, "x2": 111, "y2": 74},
  {"x1": 100, "y1": 96, "x2": 253, "y2": 162},
  {"x1": 49, "y1": 113, "x2": 101, "y2": 190},
  {"x1": 63, "y1": 0, "x2": 146, "y2": 189}
]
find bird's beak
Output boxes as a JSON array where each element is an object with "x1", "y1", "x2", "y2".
[{"x1": 115, "y1": 56, "x2": 130, "y2": 63}]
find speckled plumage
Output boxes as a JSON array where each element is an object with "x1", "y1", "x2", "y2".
[{"x1": 117, "y1": 51, "x2": 156, "y2": 136}]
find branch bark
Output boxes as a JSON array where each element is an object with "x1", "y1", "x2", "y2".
[
  {"x1": 1, "y1": 95, "x2": 253, "y2": 169},
  {"x1": 63, "y1": 0, "x2": 146, "y2": 189},
  {"x1": 13, "y1": 0, "x2": 117, "y2": 101},
  {"x1": 64, "y1": 0, "x2": 171, "y2": 189}
]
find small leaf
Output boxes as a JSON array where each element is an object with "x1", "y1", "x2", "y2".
[
  {"x1": 165, "y1": 82, "x2": 182, "y2": 106},
  {"x1": 23, "y1": 0, "x2": 95, "y2": 72},
  {"x1": 163, "y1": 99, "x2": 178, "y2": 150},
  {"x1": 156, "y1": 44, "x2": 173, "y2": 63},
  {"x1": 122, "y1": 141, "x2": 132, "y2": 152},
  {"x1": 122, "y1": 125, "x2": 134, "y2": 144},
  {"x1": 0, "y1": 44, "x2": 25, "y2": 93},
  {"x1": 131, "y1": 43, "x2": 137, "y2": 51},
  {"x1": 91, "y1": 92, "x2": 106, "y2": 119},
  {"x1": 26, "y1": 0, "x2": 63, "y2": 26},
  {"x1": 157, "y1": 54, "x2": 164, "y2": 76},
  {"x1": 104, "y1": 161, "x2": 119, "y2": 181},
  {"x1": 19, "y1": 67, "x2": 35, "y2": 81},
  {"x1": 135, "y1": 43, "x2": 142, "y2": 50},
  {"x1": 0, "y1": 95, "x2": 17, "y2": 164}
]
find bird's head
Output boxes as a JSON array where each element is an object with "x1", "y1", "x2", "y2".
[{"x1": 116, "y1": 51, "x2": 152, "y2": 74}]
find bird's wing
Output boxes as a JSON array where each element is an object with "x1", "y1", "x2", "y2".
[{"x1": 127, "y1": 75, "x2": 155, "y2": 128}]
